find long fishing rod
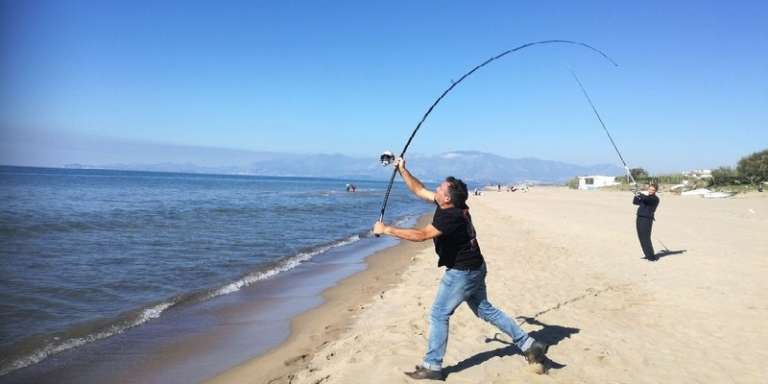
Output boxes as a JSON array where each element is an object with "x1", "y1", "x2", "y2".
[
  {"x1": 378, "y1": 40, "x2": 618, "y2": 222},
  {"x1": 569, "y1": 68, "x2": 637, "y2": 187},
  {"x1": 570, "y1": 70, "x2": 674, "y2": 258}
]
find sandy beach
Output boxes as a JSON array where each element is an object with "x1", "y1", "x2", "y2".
[{"x1": 208, "y1": 187, "x2": 768, "y2": 383}]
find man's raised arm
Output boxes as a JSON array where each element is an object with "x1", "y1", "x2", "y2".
[{"x1": 395, "y1": 158, "x2": 435, "y2": 203}]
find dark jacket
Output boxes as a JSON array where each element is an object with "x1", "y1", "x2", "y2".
[{"x1": 633, "y1": 193, "x2": 659, "y2": 219}]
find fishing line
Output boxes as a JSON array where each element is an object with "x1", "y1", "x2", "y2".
[
  {"x1": 378, "y1": 40, "x2": 619, "y2": 222},
  {"x1": 657, "y1": 238, "x2": 670, "y2": 253}
]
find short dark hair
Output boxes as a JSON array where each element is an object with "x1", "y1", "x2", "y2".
[
  {"x1": 649, "y1": 182, "x2": 659, "y2": 190},
  {"x1": 445, "y1": 176, "x2": 468, "y2": 208}
]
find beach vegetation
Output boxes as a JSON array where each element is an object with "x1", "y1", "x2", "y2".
[
  {"x1": 737, "y1": 149, "x2": 768, "y2": 185},
  {"x1": 566, "y1": 148, "x2": 767, "y2": 192},
  {"x1": 629, "y1": 167, "x2": 649, "y2": 180},
  {"x1": 711, "y1": 166, "x2": 739, "y2": 186}
]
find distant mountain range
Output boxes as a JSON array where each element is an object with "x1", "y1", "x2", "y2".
[{"x1": 65, "y1": 150, "x2": 622, "y2": 184}]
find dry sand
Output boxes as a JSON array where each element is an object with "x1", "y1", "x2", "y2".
[{"x1": 208, "y1": 187, "x2": 768, "y2": 383}]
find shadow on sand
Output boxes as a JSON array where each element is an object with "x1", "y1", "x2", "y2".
[
  {"x1": 644, "y1": 249, "x2": 687, "y2": 262},
  {"x1": 442, "y1": 316, "x2": 578, "y2": 378}
]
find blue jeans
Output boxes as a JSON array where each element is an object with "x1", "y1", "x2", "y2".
[{"x1": 423, "y1": 264, "x2": 533, "y2": 371}]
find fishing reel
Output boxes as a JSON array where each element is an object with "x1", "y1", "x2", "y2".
[{"x1": 380, "y1": 151, "x2": 395, "y2": 167}]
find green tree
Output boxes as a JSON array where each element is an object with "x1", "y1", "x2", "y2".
[
  {"x1": 737, "y1": 149, "x2": 768, "y2": 184},
  {"x1": 711, "y1": 166, "x2": 738, "y2": 186},
  {"x1": 629, "y1": 168, "x2": 649, "y2": 180}
]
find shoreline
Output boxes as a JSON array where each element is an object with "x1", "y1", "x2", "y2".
[
  {"x1": 205, "y1": 214, "x2": 433, "y2": 384},
  {"x1": 0, "y1": 212, "x2": 432, "y2": 384}
]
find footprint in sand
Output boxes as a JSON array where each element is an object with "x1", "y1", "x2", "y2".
[{"x1": 596, "y1": 350, "x2": 611, "y2": 363}]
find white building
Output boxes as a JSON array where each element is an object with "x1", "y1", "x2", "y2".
[
  {"x1": 578, "y1": 175, "x2": 619, "y2": 190},
  {"x1": 682, "y1": 169, "x2": 712, "y2": 179}
]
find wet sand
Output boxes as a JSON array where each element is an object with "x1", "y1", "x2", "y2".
[
  {"x1": 205, "y1": 215, "x2": 433, "y2": 384},
  {"x1": 208, "y1": 187, "x2": 768, "y2": 383}
]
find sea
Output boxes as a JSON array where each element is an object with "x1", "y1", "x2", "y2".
[{"x1": 0, "y1": 166, "x2": 432, "y2": 383}]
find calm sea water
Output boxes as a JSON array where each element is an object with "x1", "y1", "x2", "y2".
[{"x1": 0, "y1": 166, "x2": 429, "y2": 376}]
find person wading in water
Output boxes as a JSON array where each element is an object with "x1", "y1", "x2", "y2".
[{"x1": 373, "y1": 158, "x2": 548, "y2": 380}]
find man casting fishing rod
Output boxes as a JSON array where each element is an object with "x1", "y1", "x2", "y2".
[
  {"x1": 570, "y1": 69, "x2": 664, "y2": 262},
  {"x1": 373, "y1": 158, "x2": 548, "y2": 380},
  {"x1": 633, "y1": 182, "x2": 660, "y2": 261}
]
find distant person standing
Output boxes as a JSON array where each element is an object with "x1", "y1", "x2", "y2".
[{"x1": 633, "y1": 183, "x2": 660, "y2": 261}]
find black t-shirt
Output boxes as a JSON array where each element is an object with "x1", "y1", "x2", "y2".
[
  {"x1": 431, "y1": 203, "x2": 484, "y2": 269},
  {"x1": 633, "y1": 193, "x2": 659, "y2": 219}
]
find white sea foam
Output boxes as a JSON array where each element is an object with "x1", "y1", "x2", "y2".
[
  {"x1": 0, "y1": 218, "x2": 420, "y2": 377},
  {"x1": 1, "y1": 233, "x2": 370, "y2": 376},
  {"x1": 209, "y1": 234, "x2": 361, "y2": 298},
  {"x1": 1, "y1": 302, "x2": 173, "y2": 376}
]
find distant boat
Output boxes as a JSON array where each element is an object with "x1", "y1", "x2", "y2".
[
  {"x1": 703, "y1": 191, "x2": 735, "y2": 198},
  {"x1": 681, "y1": 188, "x2": 735, "y2": 198},
  {"x1": 681, "y1": 188, "x2": 711, "y2": 196}
]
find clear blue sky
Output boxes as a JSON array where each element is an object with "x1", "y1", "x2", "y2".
[{"x1": 2, "y1": 0, "x2": 766, "y2": 173}]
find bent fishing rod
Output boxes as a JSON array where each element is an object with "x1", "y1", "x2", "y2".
[
  {"x1": 569, "y1": 68, "x2": 637, "y2": 188},
  {"x1": 377, "y1": 40, "x2": 618, "y2": 222}
]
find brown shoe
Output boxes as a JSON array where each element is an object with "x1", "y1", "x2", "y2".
[
  {"x1": 404, "y1": 365, "x2": 445, "y2": 381},
  {"x1": 523, "y1": 340, "x2": 549, "y2": 364}
]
